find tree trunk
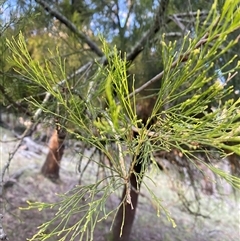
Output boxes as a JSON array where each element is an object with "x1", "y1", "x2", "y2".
[
  {"x1": 112, "y1": 156, "x2": 143, "y2": 241},
  {"x1": 41, "y1": 128, "x2": 66, "y2": 180},
  {"x1": 0, "y1": 107, "x2": 2, "y2": 123},
  {"x1": 111, "y1": 99, "x2": 156, "y2": 241},
  {"x1": 228, "y1": 153, "x2": 240, "y2": 177}
]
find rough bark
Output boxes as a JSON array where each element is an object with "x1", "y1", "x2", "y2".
[
  {"x1": 112, "y1": 158, "x2": 143, "y2": 241},
  {"x1": 41, "y1": 128, "x2": 66, "y2": 180},
  {"x1": 111, "y1": 97, "x2": 157, "y2": 241}
]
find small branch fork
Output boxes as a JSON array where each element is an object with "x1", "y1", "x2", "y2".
[{"x1": 106, "y1": 118, "x2": 133, "y2": 208}]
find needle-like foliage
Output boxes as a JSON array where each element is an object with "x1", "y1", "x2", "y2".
[{"x1": 5, "y1": 0, "x2": 240, "y2": 240}]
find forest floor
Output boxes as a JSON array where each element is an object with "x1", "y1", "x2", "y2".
[{"x1": 0, "y1": 126, "x2": 240, "y2": 241}]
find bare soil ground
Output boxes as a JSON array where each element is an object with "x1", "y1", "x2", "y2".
[{"x1": 0, "y1": 127, "x2": 239, "y2": 241}]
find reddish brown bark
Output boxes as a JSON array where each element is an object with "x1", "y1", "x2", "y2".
[
  {"x1": 228, "y1": 153, "x2": 240, "y2": 177},
  {"x1": 41, "y1": 128, "x2": 66, "y2": 180},
  {"x1": 111, "y1": 98, "x2": 156, "y2": 241},
  {"x1": 112, "y1": 157, "x2": 143, "y2": 241}
]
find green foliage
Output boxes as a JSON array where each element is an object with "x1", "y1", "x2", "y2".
[
  {"x1": 3, "y1": 0, "x2": 240, "y2": 240},
  {"x1": 0, "y1": 2, "x2": 50, "y2": 109},
  {"x1": 23, "y1": 182, "x2": 123, "y2": 241},
  {"x1": 6, "y1": 1, "x2": 240, "y2": 239}
]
